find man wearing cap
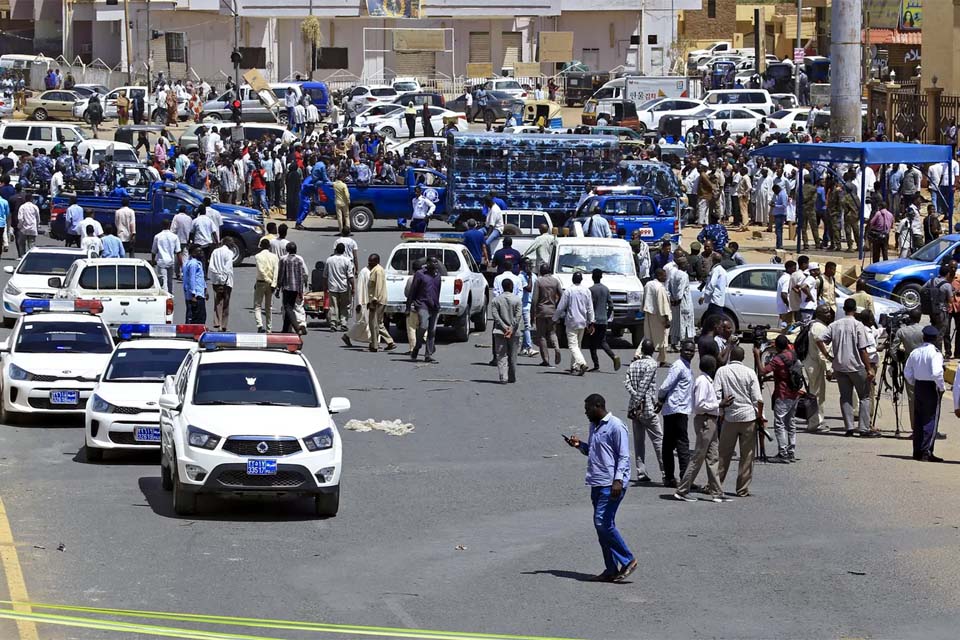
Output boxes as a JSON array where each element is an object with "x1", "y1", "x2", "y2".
[{"x1": 905, "y1": 325, "x2": 945, "y2": 462}]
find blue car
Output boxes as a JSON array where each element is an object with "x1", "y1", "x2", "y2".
[
  {"x1": 860, "y1": 234, "x2": 960, "y2": 309},
  {"x1": 575, "y1": 194, "x2": 683, "y2": 244}
]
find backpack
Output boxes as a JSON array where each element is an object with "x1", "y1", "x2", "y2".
[
  {"x1": 787, "y1": 354, "x2": 806, "y2": 392},
  {"x1": 920, "y1": 277, "x2": 937, "y2": 315},
  {"x1": 794, "y1": 323, "x2": 812, "y2": 362}
]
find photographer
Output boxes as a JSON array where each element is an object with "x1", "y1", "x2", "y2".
[{"x1": 893, "y1": 308, "x2": 924, "y2": 430}]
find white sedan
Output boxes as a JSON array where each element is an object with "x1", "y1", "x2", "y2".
[
  {"x1": 0, "y1": 300, "x2": 114, "y2": 421},
  {"x1": 2, "y1": 247, "x2": 86, "y2": 327},
  {"x1": 84, "y1": 324, "x2": 204, "y2": 462},
  {"x1": 159, "y1": 333, "x2": 350, "y2": 517},
  {"x1": 353, "y1": 103, "x2": 405, "y2": 128},
  {"x1": 765, "y1": 107, "x2": 812, "y2": 137},
  {"x1": 372, "y1": 106, "x2": 465, "y2": 139},
  {"x1": 681, "y1": 106, "x2": 762, "y2": 137},
  {"x1": 635, "y1": 97, "x2": 705, "y2": 134}
]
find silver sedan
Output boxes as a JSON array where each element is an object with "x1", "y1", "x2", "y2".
[{"x1": 691, "y1": 263, "x2": 903, "y2": 329}]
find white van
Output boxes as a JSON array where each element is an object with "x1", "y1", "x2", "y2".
[
  {"x1": 703, "y1": 89, "x2": 775, "y2": 116},
  {"x1": 76, "y1": 140, "x2": 140, "y2": 170},
  {"x1": 0, "y1": 122, "x2": 87, "y2": 154},
  {"x1": 0, "y1": 54, "x2": 54, "y2": 72}
]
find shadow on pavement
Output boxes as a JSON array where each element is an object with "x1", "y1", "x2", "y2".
[{"x1": 877, "y1": 454, "x2": 960, "y2": 465}]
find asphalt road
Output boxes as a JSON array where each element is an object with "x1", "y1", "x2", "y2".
[{"x1": 0, "y1": 217, "x2": 959, "y2": 640}]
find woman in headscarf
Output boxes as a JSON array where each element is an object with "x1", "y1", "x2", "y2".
[{"x1": 165, "y1": 89, "x2": 179, "y2": 126}]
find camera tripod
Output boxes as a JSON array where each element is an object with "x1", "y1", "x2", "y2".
[{"x1": 870, "y1": 343, "x2": 906, "y2": 437}]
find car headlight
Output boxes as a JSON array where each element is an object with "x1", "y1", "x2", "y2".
[
  {"x1": 254, "y1": 226, "x2": 264, "y2": 234},
  {"x1": 626, "y1": 291, "x2": 643, "y2": 304},
  {"x1": 89, "y1": 394, "x2": 114, "y2": 413},
  {"x1": 8, "y1": 363, "x2": 33, "y2": 381},
  {"x1": 873, "y1": 273, "x2": 892, "y2": 282},
  {"x1": 303, "y1": 428, "x2": 334, "y2": 452},
  {"x1": 4, "y1": 282, "x2": 20, "y2": 296},
  {"x1": 187, "y1": 426, "x2": 221, "y2": 450}
]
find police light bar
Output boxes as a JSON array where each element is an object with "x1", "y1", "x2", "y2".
[
  {"x1": 198, "y1": 332, "x2": 303, "y2": 352},
  {"x1": 21, "y1": 299, "x2": 104, "y2": 315},
  {"x1": 400, "y1": 232, "x2": 464, "y2": 243},
  {"x1": 117, "y1": 324, "x2": 206, "y2": 341}
]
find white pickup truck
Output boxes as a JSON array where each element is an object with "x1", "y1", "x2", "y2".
[
  {"x1": 489, "y1": 210, "x2": 555, "y2": 258},
  {"x1": 384, "y1": 240, "x2": 488, "y2": 342},
  {"x1": 52, "y1": 258, "x2": 174, "y2": 329},
  {"x1": 551, "y1": 237, "x2": 645, "y2": 347}
]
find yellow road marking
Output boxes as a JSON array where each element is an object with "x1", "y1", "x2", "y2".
[
  {"x1": 0, "y1": 601, "x2": 585, "y2": 640},
  {"x1": 0, "y1": 497, "x2": 38, "y2": 640}
]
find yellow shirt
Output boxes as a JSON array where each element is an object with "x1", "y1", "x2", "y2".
[
  {"x1": 255, "y1": 249, "x2": 279, "y2": 287},
  {"x1": 368, "y1": 264, "x2": 387, "y2": 305},
  {"x1": 333, "y1": 180, "x2": 350, "y2": 208}
]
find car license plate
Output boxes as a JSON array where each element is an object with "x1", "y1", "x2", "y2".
[
  {"x1": 639, "y1": 227, "x2": 654, "y2": 238},
  {"x1": 247, "y1": 459, "x2": 277, "y2": 475},
  {"x1": 134, "y1": 427, "x2": 161, "y2": 443},
  {"x1": 49, "y1": 390, "x2": 79, "y2": 405}
]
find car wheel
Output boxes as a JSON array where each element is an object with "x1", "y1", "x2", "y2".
[
  {"x1": 85, "y1": 445, "x2": 103, "y2": 463},
  {"x1": 895, "y1": 282, "x2": 922, "y2": 310},
  {"x1": 160, "y1": 457, "x2": 173, "y2": 491},
  {"x1": 472, "y1": 293, "x2": 488, "y2": 332},
  {"x1": 32, "y1": 108, "x2": 47, "y2": 121},
  {"x1": 453, "y1": 310, "x2": 470, "y2": 342},
  {"x1": 315, "y1": 486, "x2": 339, "y2": 517},
  {"x1": 349, "y1": 205, "x2": 375, "y2": 232},
  {"x1": 631, "y1": 325, "x2": 644, "y2": 348},
  {"x1": 381, "y1": 126, "x2": 397, "y2": 139},
  {"x1": 206, "y1": 112, "x2": 222, "y2": 122},
  {"x1": 222, "y1": 235, "x2": 243, "y2": 267},
  {"x1": 172, "y1": 460, "x2": 198, "y2": 516},
  {"x1": 82, "y1": 110, "x2": 91, "y2": 124},
  {"x1": 636, "y1": 122, "x2": 647, "y2": 134},
  {"x1": 2, "y1": 317, "x2": 13, "y2": 329}
]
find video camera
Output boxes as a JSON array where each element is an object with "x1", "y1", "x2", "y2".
[
  {"x1": 741, "y1": 324, "x2": 771, "y2": 349},
  {"x1": 879, "y1": 310, "x2": 910, "y2": 336}
]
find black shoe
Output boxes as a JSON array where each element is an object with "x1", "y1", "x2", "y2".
[
  {"x1": 409, "y1": 352, "x2": 418, "y2": 361},
  {"x1": 341, "y1": 335, "x2": 352, "y2": 347},
  {"x1": 488, "y1": 360, "x2": 497, "y2": 366},
  {"x1": 586, "y1": 572, "x2": 617, "y2": 582},
  {"x1": 861, "y1": 431, "x2": 881, "y2": 438},
  {"x1": 424, "y1": 356, "x2": 436, "y2": 363},
  {"x1": 768, "y1": 455, "x2": 790, "y2": 464},
  {"x1": 257, "y1": 327, "x2": 266, "y2": 334},
  {"x1": 844, "y1": 430, "x2": 855, "y2": 437},
  {"x1": 590, "y1": 365, "x2": 600, "y2": 372},
  {"x1": 384, "y1": 343, "x2": 397, "y2": 351},
  {"x1": 539, "y1": 360, "x2": 551, "y2": 367},
  {"x1": 636, "y1": 474, "x2": 652, "y2": 483},
  {"x1": 663, "y1": 479, "x2": 677, "y2": 488},
  {"x1": 614, "y1": 558, "x2": 638, "y2": 582},
  {"x1": 787, "y1": 454, "x2": 799, "y2": 462},
  {"x1": 924, "y1": 453, "x2": 945, "y2": 463}
]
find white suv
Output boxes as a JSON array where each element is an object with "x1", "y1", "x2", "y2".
[
  {"x1": 3, "y1": 247, "x2": 86, "y2": 327},
  {"x1": 349, "y1": 85, "x2": 400, "y2": 107},
  {"x1": 159, "y1": 333, "x2": 349, "y2": 517}
]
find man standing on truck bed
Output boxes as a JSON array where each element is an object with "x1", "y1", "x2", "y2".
[
  {"x1": 483, "y1": 195, "x2": 505, "y2": 256},
  {"x1": 410, "y1": 186, "x2": 436, "y2": 233}
]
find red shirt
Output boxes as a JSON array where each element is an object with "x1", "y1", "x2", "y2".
[
  {"x1": 762, "y1": 348, "x2": 801, "y2": 400},
  {"x1": 250, "y1": 168, "x2": 266, "y2": 191}
]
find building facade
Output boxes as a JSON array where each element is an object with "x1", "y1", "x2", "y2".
[{"x1": 9, "y1": 0, "x2": 700, "y2": 84}]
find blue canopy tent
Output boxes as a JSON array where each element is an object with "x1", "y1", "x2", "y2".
[{"x1": 750, "y1": 142, "x2": 955, "y2": 259}]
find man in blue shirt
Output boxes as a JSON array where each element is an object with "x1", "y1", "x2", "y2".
[
  {"x1": 99, "y1": 224, "x2": 126, "y2": 258},
  {"x1": 64, "y1": 195, "x2": 84, "y2": 247},
  {"x1": 815, "y1": 177, "x2": 828, "y2": 248},
  {"x1": 770, "y1": 183, "x2": 789, "y2": 249},
  {"x1": 657, "y1": 339, "x2": 695, "y2": 487},
  {"x1": 461, "y1": 218, "x2": 488, "y2": 266},
  {"x1": 650, "y1": 237, "x2": 673, "y2": 273},
  {"x1": 697, "y1": 213, "x2": 729, "y2": 253},
  {"x1": 0, "y1": 174, "x2": 15, "y2": 202},
  {"x1": 565, "y1": 394, "x2": 637, "y2": 583},
  {"x1": 182, "y1": 246, "x2": 207, "y2": 324},
  {"x1": 492, "y1": 236, "x2": 522, "y2": 275}
]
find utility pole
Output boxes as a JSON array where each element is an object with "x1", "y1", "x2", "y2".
[
  {"x1": 635, "y1": 0, "x2": 644, "y2": 75},
  {"x1": 830, "y1": 0, "x2": 862, "y2": 141},
  {"x1": 233, "y1": 0, "x2": 241, "y2": 90},
  {"x1": 124, "y1": 0, "x2": 134, "y2": 84},
  {"x1": 794, "y1": 0, "x2": 802, "y2": 99},
  {"x1": 753, "y1": 8, "x2": 761, "y2": 78},
  {"x1": 146, "y1": 0, "x2": 152, "y2": 86},
  {"x1": 310, "y1": 0, "x2": 316, "y2": 80}
]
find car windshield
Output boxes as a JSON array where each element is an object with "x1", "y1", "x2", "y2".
[
  {"x1": 556, "y1": 246, "x2": 636, "y2": 276},
  {"x1": 193, "y1": 362, "x2": 318, "y2": 407},
  {"x1": 497, "y1": 81, "x2": 522, "y2": 91},
  {"x1": 394, "y1": 82, "x2": 418, "y2": 92},
  {"x1": 770, "y1": 110, "x2": 790, "y2": 119},
  {"x1": 637, "y1": 98, "x2": 662, "y2": 111},
  {"x1": 17, "y1": 252, "x2": 81, "y2": 275},
  {"x1": 16, "y1": 321, "x2": 112, "y2": 354},
  {"x1": 105, "y1": 346, "x2": 192, "y2": 381},
  {"x1": 911, "y1": 238, "x2": 957, "y2": 262},
  {"x1": 92, "y1": 148, "x2": 138, "y2": 165}
]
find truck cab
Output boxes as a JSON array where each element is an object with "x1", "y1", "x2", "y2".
[
  {"x1": 575, "y1": 193, "x2": 682, "y2": 244},
  {"x1": 860, "y1": 234, "x2": 960, "y2": 309}
]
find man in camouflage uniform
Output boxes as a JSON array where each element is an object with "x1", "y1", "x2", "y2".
[
  {"x1": 842, "y1": 171, "x2": 861, "y2": 253},
  {"x1": 800, "y1": 173, "x2": 821, "y2": 250},
  {"x1": 826, "y1": 177, "x2": 845, "y2": 252}
]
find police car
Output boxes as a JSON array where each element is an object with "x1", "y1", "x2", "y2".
[
  {"x1": 2, "y1": 246, "x2": 85, "y2": 328},
  {"x1": 158, "y1": 333, "x2": 349, "y2": 517},
  {"x1": 0, "y1": 300, "x2": 114, "y2": 422},
  {"x1": 84, "y1": 324, "x2": 205, "y2": 462}
]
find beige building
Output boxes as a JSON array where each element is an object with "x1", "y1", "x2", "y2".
[{"x1": 922, "y1": 2, "x2": 960, "y2": 93}]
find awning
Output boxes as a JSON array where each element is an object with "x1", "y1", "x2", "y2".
[{"x1": 750, "y1": 142, "x2": 952, "y2": 166}]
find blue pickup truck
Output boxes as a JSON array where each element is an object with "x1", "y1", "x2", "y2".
[
  {"x1": 51, "y1": 180, "x2": 265, "y2": 265},
  {"x1": 317, "y1": 167, "x2": 447, "y2": 232},
  {"x1": 860, "y1": 234, "x2": 960, "y2": 309},
  {"x1": 573, "y1": 193, "x2": 683, "y2": 244}
]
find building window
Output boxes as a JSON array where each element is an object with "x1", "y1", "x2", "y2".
[
  {"x1": 708, "y1": 0, "x2": 716, "y2": 19},
  {"x1": 238, "y1": 47, "x2": 266, "y2": 68},
  {"x1": 647, "y1": 35, "x2": 658, "y2": 45},
  {"x1": 165, "y1": 32, "x2": 186, "y2": 64},
  {"x1": 316, "y1": 47, "x2": 348, "y2": 69}
]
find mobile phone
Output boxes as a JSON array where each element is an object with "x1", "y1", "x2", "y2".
[{"x1": 562, "y1": 434, "x2": 573, "y2": 444}]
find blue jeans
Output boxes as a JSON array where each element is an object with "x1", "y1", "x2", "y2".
[
  {"x1": 485, "y1": 228, "x2": 501, "y2": 254},
  {"x1": 253, "y1": 188, "x2": 268, "y2": 213},
  {"x1": 774, "y1": 215, "x2": 786, "y2": 248},
  {"x1": 591, "y1": 485, "x2": 634, "y2": 576},
  {"x1": 521, "y1": 304, "x2": 532, "y2": 350}
]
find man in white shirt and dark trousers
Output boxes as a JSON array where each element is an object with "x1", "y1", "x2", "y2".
[
  {"x1": 209, "y1": 238, "x2": 235, "y2": 331},
  {"x1": 905, "y1": 325, "x2": 946, "y2": 462},
  {"x1": 714, "y1": 345, "x2": 765, "y2": 497},
  {"x1": 657, "y1": 339, "x2": 695, "y2": 488},
  {"x1": 410, "y1": 186, "x2": 436, "y2": 233},
  {"x1": 699, "y1": 260, "x2": 728, "y2": 325},
  {"x1": 674, "y1": 354, "x2": 725, "y2": 502},
  {"x1": 151, "y1": 219, "x2": 181, "y2": 294},
  {"x1": 552, "y1": 271, "x2": 595, "y2": 375}
]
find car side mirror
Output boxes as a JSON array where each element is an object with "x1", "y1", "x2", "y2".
[
  {"x1": 47, "y1": 277, "x2": 62, "y2": 288},
  {"x1": 3, "y1": 266, "x2": 13, "y2": 275},
  {"x1": 328, "y1": 397, "x2": 351, "y2": 414},
  {"x1": 158, "y1": 393, "x2": 181, "y2": 412}
]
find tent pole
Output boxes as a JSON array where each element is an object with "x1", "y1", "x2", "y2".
[
  {"x1": 950, "y1": 152, "x2": 955, "y2": 238},
  {"x1": 858, "y1": 158, "x2": 867, "y2": 262},
  {"x1": 796, "y1": 165, "x2": 803, "y2": 253}
]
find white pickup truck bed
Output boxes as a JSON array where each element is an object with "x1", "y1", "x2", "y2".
[{"x1": 54, "y1": 258, "x2": 173, "y2": 329}]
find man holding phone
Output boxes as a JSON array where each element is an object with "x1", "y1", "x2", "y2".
[{"x1": 565, "y1": 394, "x2": 637, "y2": 583}]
